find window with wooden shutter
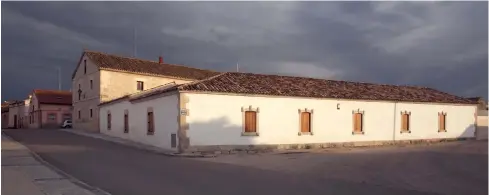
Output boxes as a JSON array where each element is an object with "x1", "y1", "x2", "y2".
[
  {"x1": 244, "y1": 111, "x2": 257, "y2": 132},
  {"x1": 401, "y1": 111, "x2": 411, "y2": 133},
  {"x1": 147, "y1": 111, "x2": 154, "y2": 135},
  {"x1": 438, "y1": 112, "x2": 446, "y2": 132},
  {"x1": 241, "y1": 106, "x2": 259, "y2": 136},
  {"x1": 107, "y1": 113, "x2": 111, "y2": 130},
  {"x1": 124, "y1": 113, "x2": 129, "y2": 133},
  {"x1": 352, "y1": 110, "x2": 364, "y2": 134},
  {"x1": 301, "y1": 112, "x2": 311, "y2": 132}
]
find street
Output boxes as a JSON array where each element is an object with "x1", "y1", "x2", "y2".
[{"x1": 3, "y1": 129, "x2": 487, "y2": 195}]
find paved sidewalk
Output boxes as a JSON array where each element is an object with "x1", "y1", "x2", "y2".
[
  {"x1": 2, "y1": 132, "x2": 103, "y2": 195},
  {"x1": 59, "y1": 129, "x2": 213, "y2": 158}
]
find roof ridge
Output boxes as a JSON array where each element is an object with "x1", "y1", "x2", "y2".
[
  {"x1": 178, "y1": 72, "x2": 230, "y2": 90},
  {"x1": 85, "y1": 50, "x2": 217, "y2": 72},
  {"x1": 226, "y1": 72, "x2": 429, "y2": 89}
]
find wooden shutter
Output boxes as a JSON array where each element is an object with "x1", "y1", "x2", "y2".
[
  {"x1": 439, "y1": 114, "x2": 446, "y2": 131},
  {"x1": 300, "y1": 112, "x2": 311, "y2": 132},
  {"x1": 245, "y1": 111, "x2": 256, "y2": 132},
  {"x1": 147, "y1": 112, "x2": 153, "y2": 133},
  {"x1": 353, "y1": 113, "x2": 362, "y2": 132},
  {"x1": 124, "y1": 114, "x2": 129, "y2": 133},
  {"x1": 401, "y1": 114, "x2": 409, "y2": 131},
  {"x1": 107, "y1": 113, "x2": 111, "y2": 130}
]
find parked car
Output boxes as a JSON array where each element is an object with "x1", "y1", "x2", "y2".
[{"x1": 61, "y1": 120, "x2": 72, "y2": 128}]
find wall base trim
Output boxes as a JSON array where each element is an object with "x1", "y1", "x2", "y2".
[{"x1": 185, "y1": 137, "x2": 475, "y2": 154}]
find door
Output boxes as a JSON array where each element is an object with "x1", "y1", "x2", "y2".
[{"x1": 13, "y1": 115, "x2": 17, "y2": 129}]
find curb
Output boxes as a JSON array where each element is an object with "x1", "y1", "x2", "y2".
[
  {"x1": 2, "y1": 131, "x2": 112, "y2": 195},
  {"x1": 58, "y1": 129, "x2": 216, "y2": 158}
]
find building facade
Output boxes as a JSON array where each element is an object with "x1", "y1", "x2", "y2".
[
  {"x1": 28, "y1": 89, "x2": 72, "y2": 129},
  {"x1": 2, "y1": 103, "x2": 9, "y2": 129},
  {"x1": 99, "y1": 72, "x2": 478, "y2": 153},
  {"x1": 72, "y1": 50, "x2": 219, "y2": 132}
]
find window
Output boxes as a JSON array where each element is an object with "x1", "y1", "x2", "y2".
[
  {"x1": 245, "y1": 111, "x2": 257, "y2": 132},
  {"x1": 147, "y1": 111, "x2": 154, "y2": 135},
  {"x1": 107, "y1": 113, "x2": 111, "y2": 130},
  {"x1": 401, "y1": 111, "x2": 411, "y2": 133},
  {"x1": 298, "y1": 108, "x2": 314, "y2": 135},
  {"x1": 241, "y1": 106, "x2": 259, "y2": 136},
  {"x1": 438, "y1": 112, "x2": 447, "y2": 132},
  {"x1": 124, "y1": 111, "x2": 129, "y2": 133},
  {"x1": 137, "y1": 81, "x2": 144, "y2": 91},
  {"x1": 63, "y1": 113, "x2": 71, "y2": 120},
  {"x1": 48, "y1": 113, "x2": 56, "y2": 121},
  {"x1": 352, "y1": 110, "x2": 364, "y2": 134},
  {"x1": 90, "y1": 80, "x2": 93, "y2": 89},
  {"x1": 78, "y1": 110, "x2": 81, "y2": 119},
  {"x1": 90, "y1": 109, "x2": 93, "y2": 118},
  {"x1": 84, "y1": 60, "x2": 87, "y2": 74},
  {"x1": 300, "y1": 112, "x2": 311, "y2": 132}
]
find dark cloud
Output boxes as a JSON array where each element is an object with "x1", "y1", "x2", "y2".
[{"x1": 2, "y1": 2, "x2": 487, "y2": 101}]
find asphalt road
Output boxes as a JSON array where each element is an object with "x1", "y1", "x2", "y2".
[{"x1": 4, "y1": 129, "x2": 445, "y2": 195}]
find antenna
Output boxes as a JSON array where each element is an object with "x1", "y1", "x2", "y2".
[{"x1": 133, "y1": 27, "x2": 137, "y2": 57}]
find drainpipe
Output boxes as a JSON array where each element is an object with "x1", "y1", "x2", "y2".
[{"x1": 393, "y1": 101, "x2": 398, "y2": 142}]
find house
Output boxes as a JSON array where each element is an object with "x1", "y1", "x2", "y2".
[
  {"x1": 469, "y1": 97, "x2": 488, "y2": 140},
  {"x1": 1, "y1": 102, "x2": 10, "y2": 128},
  {"x1": 7, "y1": 100, "x2": 27, "y2": 129},
  {"x1": 28, "y1": 89, "x2": 72, "y2": 129},
  {"x1": 98, "y1": 72, "x2": 478, "y2": 153},
  {"x1": 71, "y1": 50, "x2": 219, "y2": 132}
]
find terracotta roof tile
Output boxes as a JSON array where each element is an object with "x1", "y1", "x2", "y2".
[
  {"x1": 34, "y1": 89, "x2": 72, "y2": 105},
  {"x1": 84, "y1": 51, "x2": 220, "y2": 80},
  {"x1": 176, "y1": 72, "x2": 475, "y2": 104}
]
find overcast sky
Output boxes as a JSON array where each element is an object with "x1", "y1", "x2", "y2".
[{"x1": 1, "y1": 2, "x2": 487, "y2": 101}]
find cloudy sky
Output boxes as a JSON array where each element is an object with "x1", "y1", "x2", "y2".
[{"x1": 2, "y1": 2, "x2": 487, "y2": 101}]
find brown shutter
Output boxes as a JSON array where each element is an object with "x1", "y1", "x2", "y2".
[
  {"x1": 124, "y1": 114, "x2": 128, "y2": 133},
  {"x1": 401, "y1": 114, "x2": 409, "y2": 131},
  {"x1": 148, "y1": 112, "x2": 154, "y2": 133},
  {"x1": 439, "y1": 114, "x2": 445, "y2": 131},
  {"x1": 354, "y1": 113, "x2": 362, "y2": 132},
  {"x1": 245, "y1": 111, "x2": 257, "y2": 132},
  {"x1": 301, "y1": 112, "x2": 311, "y2": 132}
]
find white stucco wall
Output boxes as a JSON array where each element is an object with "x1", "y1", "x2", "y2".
[
  {"x1": 184, "y1": 93, "x2": 477, "y2": 147},
  {"x1": 99, "y1": 94, "x2": 179, "y2": 151}
]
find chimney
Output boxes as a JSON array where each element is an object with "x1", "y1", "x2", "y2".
[{"x1": 158, "y1": 56, "x2": 163, "y2": 64}]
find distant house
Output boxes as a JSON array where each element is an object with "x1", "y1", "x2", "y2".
[
  {"x1": 71, "y1": 50, "x2": 219, "y2": 132},
  {"x1": 1, "y1": 102, "x2": 11, "y2": 128},
  {"x1": 28, "y1": 89, "x2": 72, "y2": 129},
  {"x1": 99, "y1": 72, "x2": 478, "y2": 153},
  {"x1": 8, "y1": 100, "x2": 26, "y2": 129}
]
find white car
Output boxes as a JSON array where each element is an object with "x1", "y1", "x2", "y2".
[{"x1": 61, "y1": 120, "x2": 72, "y2": 128}]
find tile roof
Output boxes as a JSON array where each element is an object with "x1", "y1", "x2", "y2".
[
  {"x1": 175, "y1": 72, "x2": 475, "y2": 104},
  {"x1": 99, "y1": 82, "x2": 179, "y2": 106},
  {"x1": 81, "y1": 50, "x2": 220, "y2": 80},
  {"x1": 34, "y1": 89, "x2": 72, "y2": 105}
]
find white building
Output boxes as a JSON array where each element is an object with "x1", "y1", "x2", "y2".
[{"x1": 99, "y1": 72, "x2": 478, "y2": 153}]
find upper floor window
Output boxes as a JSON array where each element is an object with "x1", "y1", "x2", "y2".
[
  {"x1": 84, "y1": 60, "x2": 87, "y2": 74},
  {"x1": 90, "y1": 109, "x2": 93, "y2": 118},
  {"x1": 137, "y1": 81, "x2": 144, "y2": 91},
  {"x1": 90, "y1": 80, "x2": 93, "y2": 89}
]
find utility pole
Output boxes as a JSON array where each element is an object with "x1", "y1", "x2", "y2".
[
  {"x1": 133, "y1": 27, "x2": 137, "y2": 57},
  {"x1": 57, "y1": 66, "x2": 61, "y2": 90}
]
